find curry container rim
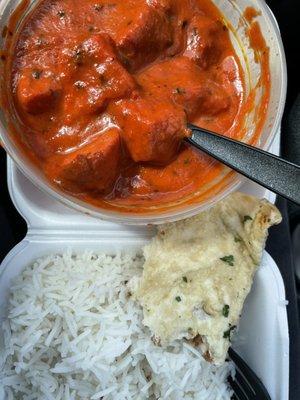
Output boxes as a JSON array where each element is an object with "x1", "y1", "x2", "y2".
[{"x1": 0, "y1": 0, "x2": 287, "y2": 224}]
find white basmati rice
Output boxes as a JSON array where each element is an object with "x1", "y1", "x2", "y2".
[{"x1": 0, "y1": 251, "x2": 234, "y2": 399}]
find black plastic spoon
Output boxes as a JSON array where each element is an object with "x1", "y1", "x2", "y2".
[{"x1": 186, "y1": 124, "x2": 300, "y2": 205}]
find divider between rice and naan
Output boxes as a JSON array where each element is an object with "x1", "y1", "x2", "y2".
[{"x1": 0, "y1": 192, "x2": 281, "y2": 398}]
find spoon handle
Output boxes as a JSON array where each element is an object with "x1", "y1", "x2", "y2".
[{"x1": 187, "y1": 125, "x2": 300, "y2": 205}]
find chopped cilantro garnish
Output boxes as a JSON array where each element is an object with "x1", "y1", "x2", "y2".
[
  {"x1": 182, "y1": 276, "x2": 188, "y2": 283},
  {"x1": 174, "y1": 87, "x2": 186, "y2": 95},
  {"x1": 57, "y1": 10, "x2": 66, "y2": 18},
  {"x1": 220, "y1": 255, "x2": 235, "y2": 266},
  {"x1": 32, "y1": 70, "x2": 42, "y2": 79},
  {"x1": 222, "y1": 304, "x2": 230, "y2": 317},
  {"x1": 223, "y1": 325, "x2": 236, "y2": 340},
  {"x1": 175, "y1": 296, "x2": 182, "y2": 302},
  {"x1": 234, "y1": 236, "x2": 242, "y2": 243},
  {"x1": 74, "y1": 81, "x2": 85, "y2": 89},
  {"x1": 243, "y1": 215, "x2": 253, "y2": 223},
  {"x1": 94, "y1": 4, "x2": 103, "y2": 11}
]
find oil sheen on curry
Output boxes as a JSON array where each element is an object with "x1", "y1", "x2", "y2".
[{"x1": 8, "y1": 0, "x2": 248, "y2": 210}]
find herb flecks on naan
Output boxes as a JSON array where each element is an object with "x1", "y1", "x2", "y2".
[{"x1": 133, "y1": 193, "x2": 282, "y2": 365}]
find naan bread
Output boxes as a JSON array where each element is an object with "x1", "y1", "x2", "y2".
[{"x1": 133, "y1": 192, "x2": 282, "y2": 365}]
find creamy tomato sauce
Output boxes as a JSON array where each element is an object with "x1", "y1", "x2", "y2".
[{"x1": 5, "y1": 0, "x2": 247, "y2": 210}]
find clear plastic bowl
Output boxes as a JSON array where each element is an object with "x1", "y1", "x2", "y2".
[{"x1": 0, "y1": 0, "x2": 287, "y2": 224}]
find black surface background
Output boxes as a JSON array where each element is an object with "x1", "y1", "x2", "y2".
[
  {"x1": 0, "y1": 0, "x2": 300, "y2": 398},
  {"x1": 265, "y1": 1, "x2": 300, "y2": 399}
]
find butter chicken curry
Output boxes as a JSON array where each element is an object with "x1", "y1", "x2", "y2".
[{"x1": 3, "y1": 0, "x2": 251, "y2": 210}]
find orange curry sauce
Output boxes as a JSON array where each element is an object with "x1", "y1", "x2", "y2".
[{"x1": 2, "y1": 1, "x2": 269, "y2": 211}]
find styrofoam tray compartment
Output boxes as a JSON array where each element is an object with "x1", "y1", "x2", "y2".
[
  {"x1": 0, "y1": 130, "x2": 289, "y2": 400},
  {"x1": 0, "y1": 242, "x2": 289, "y2": 400}
]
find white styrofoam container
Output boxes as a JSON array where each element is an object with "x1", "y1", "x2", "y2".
[{"x1": 0, "y1": 133, "x2": 289, "y2": 399}]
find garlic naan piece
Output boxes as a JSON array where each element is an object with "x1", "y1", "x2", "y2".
[{"x1": 133, "y1": 192, "x2": 282, "y2": 365}]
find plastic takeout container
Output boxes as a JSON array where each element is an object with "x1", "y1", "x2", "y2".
[
  {"x1": 0, "y1": 0, "x2": 287, "y2": 224},
  {"x1": 0, "y1": 153, "x2": 290, "y2": 399}
]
